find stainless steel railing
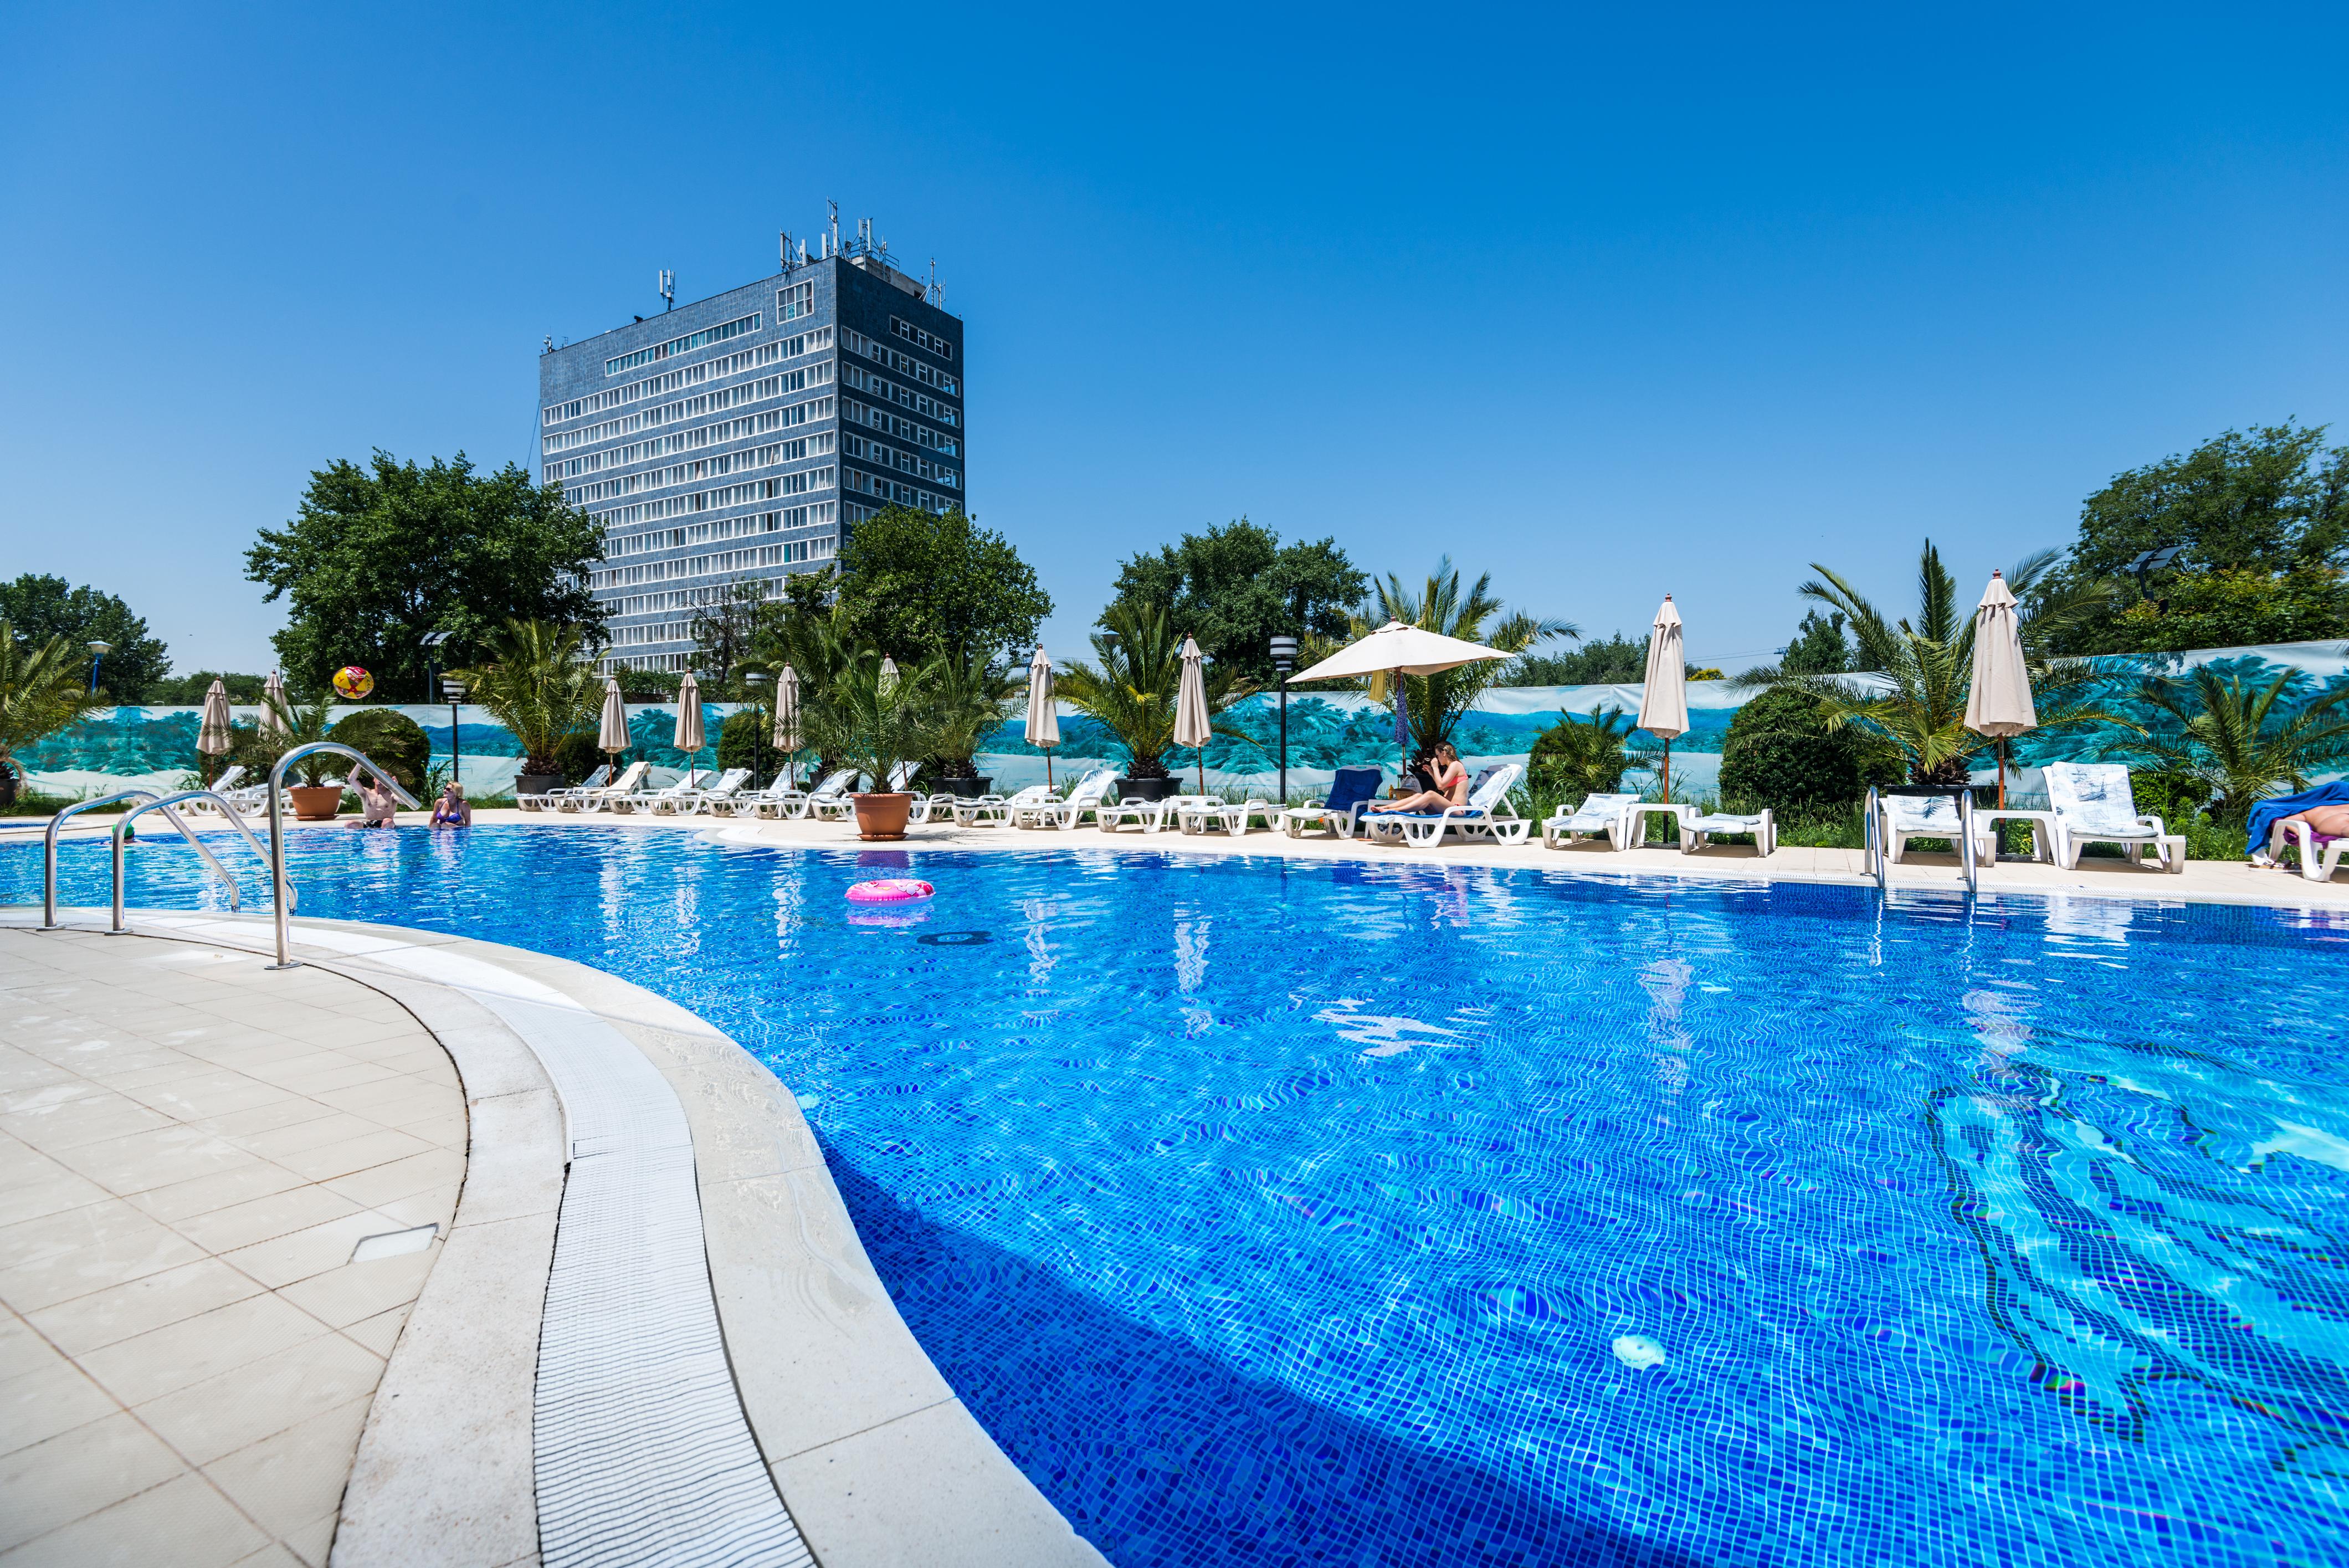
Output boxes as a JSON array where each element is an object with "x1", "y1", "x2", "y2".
[
  {"x1": 44, "y1": 791, "x2": 211, "y2": 928},
  {"x1": 265, "y1": 744, "x2": 418, "y2": 970},
  {"x1": 109, "y1": 791, "x2": 279, "y2": 934},
  {"x1": 1868, "y1": 785, "x2": 1979, "y2": 896}
]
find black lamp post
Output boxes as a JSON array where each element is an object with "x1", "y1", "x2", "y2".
[
  {"x1": 1268, "y1": 636, "x2": 1298, "y2": 806},
  {"x1": 85, "y1": 641, "x2": 111, "y2": 694},
  {"x1": 440, "y1": 677, "x2": 466, "y2": 783}
]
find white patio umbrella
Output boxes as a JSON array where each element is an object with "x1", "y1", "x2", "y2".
[
  {"x1": 197, "y1": 678, "x2": 233, "y2": 783},
  {"x1": 879, "y1": 655, "x2": 900, "y2": 698},
  {"x1": 1174, "y1": 635, "x2": 1212, "y2": 794},
  {"x1": 259, "y1": 671, "x2": 288, "y2": 737},
  {"x1": 1024, "y1": 646, "x2": 1059, "y2": 790},
  {"x1": 773, "y1": 665, "x2": 801, "y2": 788},
  {"x1": 672, "y1": 672, "x2": 704, "y2": 787},
  {"x1": 597, "y1": 677, "x2": 629, "y2": 767},
  {"x1": 1638, "y1": 596, "x2": 1689, "y2": 802},
  {"x1": 1963, "y1": 570, "x2": 2037, "y2": 808},
  {"x1": 1286, "y1": 619, "x2": 1506, "y2": 768}
]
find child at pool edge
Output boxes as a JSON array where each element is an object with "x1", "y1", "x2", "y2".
[{"x1": 432, "y1": 781, "x2": 471, "y2": 828}]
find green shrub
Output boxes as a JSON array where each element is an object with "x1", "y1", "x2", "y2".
[
  {"x1": 551, "y1": 730, "x2": 607, "y2": 783},
  {"x1": 1717, "y1": 688, "x2": 1899, "y2": 812},
  {"x1": 328, "y1": 708, "x2": 428, "y2": 796},
  {"x1": 716, "y1": 709, "x2": 767, "y2": 776},
  {"x1": 1529, "y1": 705, "x2": 1639, "y2": 800}
]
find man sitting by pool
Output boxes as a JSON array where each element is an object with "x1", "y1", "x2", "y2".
[
  {"x1": 1368, "y1": 741, "x2": 1468, "y2": 816},
  {"x1": 430, "y1": 781, "x2": 472, "y2": 828}
]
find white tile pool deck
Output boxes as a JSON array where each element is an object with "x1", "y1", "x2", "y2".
[{"x1": 0, "y1": 930, "x2": 462, "y2": 1567}]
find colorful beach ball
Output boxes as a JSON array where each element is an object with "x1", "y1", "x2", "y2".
[{"x1": 332, "y1": 665, "x2": 375, "y2": 700}]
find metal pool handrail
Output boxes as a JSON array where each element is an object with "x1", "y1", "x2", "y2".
[
  {"x1": 1864, "y1": 787, "x2": 1885, "y2": 891},
  {"x1": 266, "y1": 743, "x2": 419, "y2": 970},
  {"x1": 109, "y1": 791, "x2": 280, "y2": 935},
  {"x1": 1866, "y1": 785, "x2": 1980, "y2": 896},
  {"x1": 42, "y1": 790, "x2": 214, "y2": 928}
]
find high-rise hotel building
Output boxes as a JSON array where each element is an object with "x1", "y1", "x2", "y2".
[{"x1": 538, "y1": 232, "x2": 966, "y2": 672}]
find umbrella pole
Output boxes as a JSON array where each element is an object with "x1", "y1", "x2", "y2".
[
  {"x1": 1662, "y1": 738, "x2": 1671, "y2": 804},
  {"x1": 1046, "y1": 751, "x2": 1054, "y2": 791},
  {"x1": 1997, "y1": 739, "x2": 2007, "y2": 811}
]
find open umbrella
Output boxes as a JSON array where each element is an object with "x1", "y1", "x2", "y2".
[
  {"x1": 1024, "y1": 647, "x2": 1059, "y2": 790},
  {"x1": 1963, "y1": 570, "x2": 2037, "y2": 808},
  {"x1": 1287, "y1": 619, "x2": 1505, "y2": 772},
  {"x1": 673, "y1": 672, "x2": 704, "y2": 787},
  {"x1": 197, "y1": 678, "x2": 233, "y2": 784},
  {"x1": 259, "y1": 671, "x2": 288, "y2": 738},
  {"x1": 1174, "y1": 635, "x2": 1212, "y2": 795},
  {"x1": 597, "y1": 677, "x2": 628, "y2": 769},
  {"x1": 773, "y1": 665, "x2": 801, "y2": 788},
  {"x1": 1638, "y1": 596, "x2": 1689, "y2": 802}
]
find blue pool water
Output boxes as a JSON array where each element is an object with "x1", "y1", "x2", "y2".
[{"x1": 11, "y1": 827, "x2": 2349, "y2": 1567}]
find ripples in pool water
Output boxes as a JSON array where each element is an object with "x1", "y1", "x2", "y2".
[{"x1": 12, "y1": 826, "x2": 2349, "y2": 1567}]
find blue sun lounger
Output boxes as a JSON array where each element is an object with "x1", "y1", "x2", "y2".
[{"x1": 1277, "y1": 766, "x2": 1385, "y2": 839}]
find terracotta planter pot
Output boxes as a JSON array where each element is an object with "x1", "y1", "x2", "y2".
[
  {"x1": 287, "y1": 785, "x2": 346, "y2": 821},
  {"x1": 852, "y1": 792, "x2": 914, "y2": 840}
]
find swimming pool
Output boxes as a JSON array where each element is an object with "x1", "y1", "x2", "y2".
[{"x1": 12, "y1": 826, "x2": 2348, "y2": 1567}]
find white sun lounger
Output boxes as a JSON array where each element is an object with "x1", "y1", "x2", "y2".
[
  {"x1": 2043, "y1": 762, "x2": 2185, "y2": 873},
  {"x1": 1540, "y1": 791, "x2": 1641, "y2": 850},
  {"x1": 563, "y1": 760, "x2": 651, "y2": 812},
  {"x1": 2271, "y1": 819, "x2": 2349, "y2": 883},
  {"x1": 658, "y1": 767, "x2": 750, "y2": 815},
  {"x1": 1878, "y1": 790, "x2": 1995, "y2": 864},
  {"x1": 612, "y1": 775, "x2": 701, "y2": 815},
  {"x1": 1179, "y1": 796, "x2": 1279, "y2": 835},
  {"x1": 955, "y1": 783, "x2": 1049, "y2": 827},
  {"x1": 1362, "y1": 764, "x2": 1530, "y2": 848},
  {"x1": 1679, "y1": 808, "x2": 1776, "y2": 857},
  {"x1": 1014, "y1": 768, "x2": 1118, "y2": 830},
  {"x1": 1101, "y1": 791, "x2": 1215, "y2": 833},
  {"x1": 526, "y1": 764, "x2": 609, "y2": 813}
]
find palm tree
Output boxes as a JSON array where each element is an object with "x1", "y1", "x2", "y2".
[
  {"x1": 1060, "y1": 602, "x2": 1249, "y2": 781},
  {"x1": 2136, "y1": 666, "x2": 2349, "y2": 824},
  {"x1": 928, "y1": 647, "x2": 1019, "y2": 781},
  {"x1": 1736, "y1": 541, "x2": 2115, "y2": 786},
  {"x1": 1530, "y1": 704, "x2": 1647, "y2": 798},
  {"x1": 0, "y1": 620, "x2": 107, "y2": 808},
  {"x1": 800, "y1": 650, "x2": 945, "y2": 792},
  {"x1": 453, "y1": 620, "x2": 603, "y2": 778},
  {"x1": 1302, "y1": 558, "x2": 1573, "y2": 755}
]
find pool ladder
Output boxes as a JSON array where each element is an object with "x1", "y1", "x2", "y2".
[
  {"x1": 1864, "y1": 786, "x2": 1978, "y2": 897},
  {"x1": 39, "y1": 742, "x2": 417, "y2": 970}
]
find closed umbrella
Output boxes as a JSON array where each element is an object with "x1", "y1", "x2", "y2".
[
  {"x1": 1963, "y1": 570, "x2": 2037, "y2": 809},
  {"x1": 197, "y1": 678, "x2": 233, "y2": 784},
  {"x1": 672, "y1": 673, "x2": 704, "y2": 788},
  {"x1": 1638, "y1": 596, "x2": 1689, "y2": 802},
  {"x1": 879, "y1": 656, "x2": 899, "y2": 698},
  {"x1": 597, "y1": 677, "x2": 628, "y2": 769},
  {"x1": 1174, "y1": 635, "x2": 1212, "y2": 794},
  {"x1": 259, "y1": 671, "x2": 289, "y2": 738},
  {"x1": 773, "y1": 665, "x2": 801, "y2": 788},
  {"x1": 1024, "y1": 647, "x2": 1059, "y2": 790}
]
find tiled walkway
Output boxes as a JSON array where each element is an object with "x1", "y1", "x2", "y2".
[{"x1": 0, "y1": 930, "x2": 465, "y2": 1567}]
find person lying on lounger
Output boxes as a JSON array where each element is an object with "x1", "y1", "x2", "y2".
[
  {"x1": 1369, "y1": 742, "x2": 1468, "y2": 814},
  {"x1": 2264, "y1": 800, "x2": 2349, "y2": 864}
]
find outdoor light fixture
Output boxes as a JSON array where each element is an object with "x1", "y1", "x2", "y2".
[
  {"x1": 440, "y1": 676, "x2": 466, "y2": 783},
  {"x1": 85, "y1": 641, "x2": 111, "y2": 694},
  {"x1": 419, "y1": 629, "x2": 457, "y2": 709},
  {"x1": 1268, "y1": 635, "x2": 1299, "y2": 806}
]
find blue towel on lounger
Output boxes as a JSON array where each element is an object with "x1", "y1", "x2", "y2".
[{"x1": 2245, "y1": 781, "x2": 2349, "y2": 856}]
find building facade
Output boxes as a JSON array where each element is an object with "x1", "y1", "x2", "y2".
[{"x1": 538, "y1": 241, "x2": 965, "y2": 672}]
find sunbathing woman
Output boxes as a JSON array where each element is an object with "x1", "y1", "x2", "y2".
[{"x1": 1370, "y1": 742, "x2": 1468, "y2": 814}]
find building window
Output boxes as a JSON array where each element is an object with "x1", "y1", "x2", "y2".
[{"x1": 778, "y1": 281, "x2": 814, "y2": 322}]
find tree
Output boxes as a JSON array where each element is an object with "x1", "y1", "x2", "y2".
[
  {"x1": 1302, "y1": 558, "x2": 1572, "y2": 755},
  {"x1": 1716, "y1": 687, "x2": 1900, "y2": 812},
  {"x1": 1060, "y1": 602, "x2": 1249, "y2": 781},
  {"x1": 2044, "y1": 423, "x2": 2349, "y2": 654},
  {"x1": 1105, "y1": 519, "x2": 1367, "y2": 683},
  {"x1": 0, "y1": 575, "x2": 170, "y2": 703},
  {"x1": 148, "y1": 671, "x2": 269, "y2": 705},
  {"x1": 1501, "y1": 633, "x2": 1640, "y2": 686},
  {"x1": 801, "y1": 653, "x2": 946, "y2": 793},
  {"x1": 0, "y1": 621, "x2": 110, "y2": 808},
  {"x1": 1779, "y1": 610, "x2": 1852, "y2": 675},
  {"x1": 686, "y1": 578, "x2": 775, "y2": 684},
  {"x1": 328, "y1": 709, "x2": 429, "y2": 796},
  {"x1": 1528, "y1": 706, "x2": 1644, "y2": 798},
  {"x1": 2136, "y1": 667, "x2": 2349, "y2": 824},
  {"x1": 929, "y1": 647, "x2": 1019, "y2": 780},
  {"x1": 834, "y1": 508, "x2": 1050, "y2": 665},
  {"x1": 453, "y1": 620, "x2": 604, "y2": 778},
  {"x1": 245, "y1": 451, "x2": 607, "y2": 700},
  {"x1": 1736, "y1": 541, "x2": 2114, "y2": 786}
]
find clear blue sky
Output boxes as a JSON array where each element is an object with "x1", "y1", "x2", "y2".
[{"x1": 4, "y1": 4, "x2": 2343, "y2": 676}]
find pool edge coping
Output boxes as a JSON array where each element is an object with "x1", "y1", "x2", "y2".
[{"x1": 3, "y1": 906, "x2": 1107, "y2": 1568}]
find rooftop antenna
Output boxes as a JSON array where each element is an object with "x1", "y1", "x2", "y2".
[
  {"x1": 928, "y1": 258, "x2": 937, "y2": 304},
  {"x1": 798, "y1": 237, "x2": 809, "y2": 267},
  {"x1": 778, "y1": 229, "x2": 792, "y2": 273},
  {"x1": 828, "y1": 199, "x2": 840, "y2": 256},
  {"x1": 658, "y1": 269, "x2": 675, "y2": 311}
]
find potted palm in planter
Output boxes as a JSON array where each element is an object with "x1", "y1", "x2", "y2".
[
  {"x1": 454, "y1": 620, "x2": 604, "y2": 800},
  {"x1": 259, "y1": 691, "x2": 351, "y2": 819},
  {"x1": 803, "y1": 653, "x2": 944, "y2": 839},
  {"x1": 1061, "y1": 604, "x2": 1244, "y2": 802},
  {"x1": 930, "y1": 648, "x2": 1017, "y2": 799}
]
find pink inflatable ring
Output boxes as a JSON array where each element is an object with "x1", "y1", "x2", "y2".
[{"x1": 845, "y1": 878, "x2": 935, "y2": 904}]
